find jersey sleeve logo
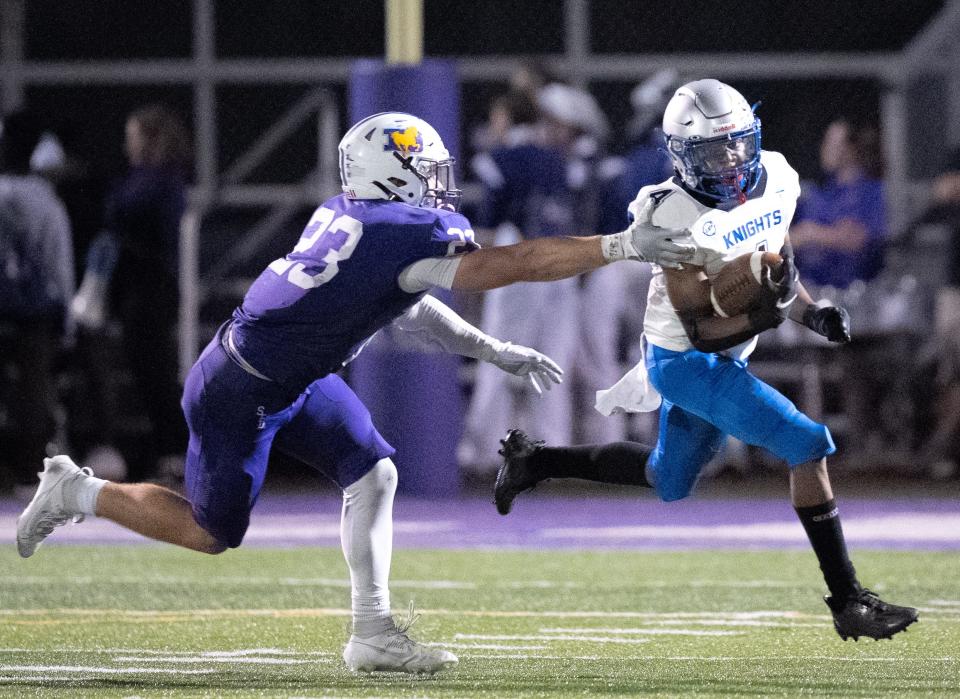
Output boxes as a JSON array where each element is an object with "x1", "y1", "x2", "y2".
[
  {"x1": 703, "y1": 221, "x2": 717, "y2": 237},
  {"x1": 384, "y1": 127, "x2": 423, "y2": 154}
]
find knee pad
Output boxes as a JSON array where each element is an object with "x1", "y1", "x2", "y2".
[
  {"x1": 655, "y1": 480, "x2": 695, "y2": 503},
  {"x1": 646, "y1": 459, "x2": 695, "y2": 503},
  {"x1": 345, "y1": 458, "x2": 398, "y2": 501}
]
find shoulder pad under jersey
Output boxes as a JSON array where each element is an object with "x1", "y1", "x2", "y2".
[
  {"x1": 758, "y1": 150, "x2": 801, "y2": 201},
  {"x1": 629, "y1": 179, "x2": 711, "y2": 231}
]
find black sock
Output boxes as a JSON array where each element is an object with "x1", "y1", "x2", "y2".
[
  {"x1": 794, "y1": 499, "x2": 860, "y2": 600},
  {"x1": 527, "y1": 442, "x2": 653, "y2": 487}
]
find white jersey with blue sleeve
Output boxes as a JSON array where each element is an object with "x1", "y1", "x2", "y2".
[
  {"x1": 596, "y1": 151, "x2": 801, "y2": 416},
  {"x1": 638, "y1": 151, "x2": 801, "y2": 356}
]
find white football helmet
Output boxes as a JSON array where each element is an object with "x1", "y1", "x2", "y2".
[
  {"x1": 338, "y1": 112, "x2": 461, "y2": 211},
  {"x1": 662, "y1": 79, "x2": 761, "y2": 203}
]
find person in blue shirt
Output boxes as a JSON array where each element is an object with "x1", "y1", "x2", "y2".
[
  {"x1": 16, "y1": 111, "x2": 693, "y2": 676},
  {"x1": 791, "y1": 119, "x2": 887, "y2": 289}
]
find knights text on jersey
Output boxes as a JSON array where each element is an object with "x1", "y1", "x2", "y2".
[
  {"x1": 230, "y1": 194, "x2": 478, "y2": 393},
  {"x1": 635, "y1": 151, "x2": 801, "y2": 355}
]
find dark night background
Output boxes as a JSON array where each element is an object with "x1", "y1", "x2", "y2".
[{"x1": 13, "y1": 0, "x2": 948, "y2": 186}]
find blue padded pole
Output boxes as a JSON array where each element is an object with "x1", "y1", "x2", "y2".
[{"x1": 347, "y1": 58, "x2": 462, "y2": 496}]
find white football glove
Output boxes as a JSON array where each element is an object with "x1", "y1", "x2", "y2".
[
  {"x1": 486, "y1": 341, "x2": 564, "y2": 395},
  {"x1": 629, "y1": 196, "x2": 697, "y2": 269},
  {"x1": 602, "y1": 195, "x2": 696, "y2": 269}
]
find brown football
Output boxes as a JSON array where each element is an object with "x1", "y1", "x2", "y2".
[{"x1": 709, "y1": 251, "x2": 783, "y2": 317}]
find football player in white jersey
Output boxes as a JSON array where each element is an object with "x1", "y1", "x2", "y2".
[{"x1": 495, "y1": 79, "x2": 919, "y2": 642}]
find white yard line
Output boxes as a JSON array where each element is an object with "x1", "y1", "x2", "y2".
[
  {"x1": 111, "y1": 656, "x2": 320, "y2": 665},
  {"x1": 0, "y1": 576, "x2": 798, "y2": 589},
  {"x1": 0, "y1": 664, "x2": 215, "y2": 674},
  {"x1": 537, "y1": 627, "x2": 741, "y2": 636},
  {"x1": 453, "y1": 634, "x2": 652, "y2": 645},
  {"x1": 466, "y1": 654, "x2": 920, "y2": 663},
  {"x1": 0, "y1": 607, "x2": 832, "y2": 621},
  {"x1": 0, "y1": 648, "x2": 332, "y2": 656},
  {"x1": 539, "y1": 514, "x2": 960, "y2": 542},
  {"x1": 425, "y1": 643, "x2": 549, "y2": 650}
]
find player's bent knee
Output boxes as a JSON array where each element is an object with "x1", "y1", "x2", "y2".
[
  {"x1": 785, "y1": 423, "x2": 836, "y2": 467},
  {"x1": 185, "y1": 518, "x2": 231, "y2": 554},
  {"x1": 203, "y1": 543, "x2": 228, "y2": 555},
  {"x1": 657, "y1": 488, "x2": 693, "y2": 503},
  {"x1": 346, "y1": 458, "x2": 398, "y2": 500},
  {"x1": 655, "y1": 480, "x2": 695, "y2": 502},
  {"x1": 645, "y1": 462, "x2": 695, "y2": 502},
  {"x1": 194, "y1": 532, "x2": 228, "y2": 555},
  {"x1": 370, "y1": 458, "x2": 398, "y2": 491}
]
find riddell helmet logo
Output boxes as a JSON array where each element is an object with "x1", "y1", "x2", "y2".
[
  {"x1": 384, "y1": 126, "x2": 423, "y2": 154},
  {"x1": 712, "y1": 123, "x2": 737, "y2": 134}
]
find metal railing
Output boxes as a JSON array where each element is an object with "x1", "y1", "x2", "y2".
[{"x1": 3, "y1": 0, "x2": 960, "y2": 378}]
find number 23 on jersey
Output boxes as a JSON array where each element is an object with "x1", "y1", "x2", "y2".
[{"x1": 268, "y1": 206, "x2": 363, "y2": 290}]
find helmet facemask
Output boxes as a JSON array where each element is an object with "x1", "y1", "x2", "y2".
[
  {"x1": 667, "y1": 119, "x2": 762, "y2": 204},
  {"x1": 393, "y1": 152, "x2": 462, "y2": 212}
]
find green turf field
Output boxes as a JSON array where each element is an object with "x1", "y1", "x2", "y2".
[{"x1": 2, "y1": 546, "x2": 958, "y2": 697}]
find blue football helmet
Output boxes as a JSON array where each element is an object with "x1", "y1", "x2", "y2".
[{"x1": 662, "y1": 79, "x2": 761, "y2": 203}]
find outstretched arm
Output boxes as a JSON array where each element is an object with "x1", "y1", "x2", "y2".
[
  {"x1": 451, "y1": 197, "x2": 696, "y2": 292},
  {"x1": 394, "y1": 295, "x2": 563, "y2": 393},
  {"x1": 451, "y1": 235, "x2": 606, "y2": 291}
]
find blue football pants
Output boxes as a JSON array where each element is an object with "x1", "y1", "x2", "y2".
[{"x1": 645, "y1": 343, "x2": 835, "y2": 502}]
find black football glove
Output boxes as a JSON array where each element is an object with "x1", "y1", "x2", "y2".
[
  {"x1": 803, "y1": 305, "x2": 852, "y2": 343},
  {"x1": 759, "y1": 245, "x2": 799, "y2": 307},
  {"x1": 774, "y1": 243, "x2": 799, "y2": 305}
]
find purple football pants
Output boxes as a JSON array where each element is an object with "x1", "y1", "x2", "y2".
[{"x1": 180, "y1": 330, "x2": 394, "y2": 548}]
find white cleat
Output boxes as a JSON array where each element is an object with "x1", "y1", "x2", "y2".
[
  {"x1": 343, "y1": 607, "x2": 458, "y2": 676},
  {"x1": 16, "y1": 456, "x2": 90, "y2": 558}
]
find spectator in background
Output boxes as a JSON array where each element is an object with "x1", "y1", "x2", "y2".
[
  {"x1": 790, "y1": 119, "x2": 888, "y2": 466},
  {"x1": 595, "y1": 71, "x2": 679, "y2": 443},
  {"x1": 458, "y1": 87, "x2": 581, "y2": 470},
  {"x1": 535, "y1": 82, "x2": 630, "y2": 444},
  {"x1": 911, "y1": 148, "x2": 960, "y2": 478},
  {"x1": 469, "y1": 61, "x2": 554, "y2": 157},
  {"x1": 70, "y1": 104, "x2": 190, "y2": 483},
  {"x1": 597, "y1": 70, "x2": 678, "y2": 236},
  {"x1": 791, "y1": 119, "x2": 886, "y2": 288},
  {"x1": 0, "y1": 109, "x2": 74, "y2": 496}
]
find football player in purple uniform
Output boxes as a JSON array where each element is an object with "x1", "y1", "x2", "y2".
[{"x1": 16, "y1": 112, "x2": 693, "y2": 675}]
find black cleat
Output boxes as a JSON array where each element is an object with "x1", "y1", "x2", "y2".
[
  {"x1": 825, "y1": 588, "x2": 919, "y2": 641},
  {"x1": 494, "y1": 429, "x2": 544, "y2": 515}
]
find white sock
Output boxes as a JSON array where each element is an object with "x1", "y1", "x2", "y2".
[
  {"x1": 340, "y1": 459, "x2": 397, "y2": 637},
  {"x1": 65, "y1": 473, "x2": 108, "y2": 516}
]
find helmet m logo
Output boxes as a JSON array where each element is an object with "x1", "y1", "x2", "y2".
[{"x1": 384, "y1": 126, "x2": 423, "y2": 154}]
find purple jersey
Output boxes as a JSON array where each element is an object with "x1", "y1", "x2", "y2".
[{"x1": 230, "y1": 194, "x2": 477, "y2": 393}]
